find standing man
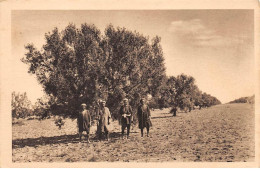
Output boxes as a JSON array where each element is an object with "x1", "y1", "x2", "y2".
[
  {"x1": 78, "y1": 103, "x2": 91, "y2": 143},
  {"x1": 119, "y1": 98, "x2": 133, "y2": 139},
  {"x1": 97, "y1": 100, "x2": 111, "y2": 141},
  {"x1": 137, "y1": 98, "x2": 152, "y2": 137}
]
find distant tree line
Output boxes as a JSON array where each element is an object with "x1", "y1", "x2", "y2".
[
  {"x1": 12, "y1": 92, "x2": 33, "y2": 119},
  {"x1": 148, "y1": 74, "x2": 221, "y2": 114},
  {"x1": 229, "y1": 95, "x2": 255, "y2": 104},
  {"x1": 12, "y1": 91, "x2": 53, "y2": 120},
  {"x1": 14, "y1": 23, "x2": 221, "y2": 120}
]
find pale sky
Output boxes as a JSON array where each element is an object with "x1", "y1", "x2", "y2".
[{"x1": 11, "y1": 10, "x2": 254, "y2": 104}]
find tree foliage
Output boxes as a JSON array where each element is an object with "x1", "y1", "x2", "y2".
[
  {"x1": 157, "y1": 74, "x2": 221, "y2": 112},
  {"x1": 32, "y1": 94, "x2": 56, "y2": 119},
  {"x1": 229, "y1": 95, "x2": 254, "y2": 104},
  {"x1": 21, "y1": 23, "x2": 221, "y2": 119},
  {"x1": 12, "y1": 91, "x2": 33, "y2": 119},
  {"x1": 22, "y1": 23, "x2": 166, "y2": 119}
]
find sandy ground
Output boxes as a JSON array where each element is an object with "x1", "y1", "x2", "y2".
[{"x1": 12, "y1": 103, "x2": 255, "y2": 162}]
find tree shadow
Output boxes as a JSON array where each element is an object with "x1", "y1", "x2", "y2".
[
  {"x1": 13, "y1": 115, "x2": 173, "y2": 149},
  {"x1": 12, "y1": 134, "x2": 80, "y2": 149},
  {"x1": 12, "y1": 131, "x2": 140, "y2": 149}
]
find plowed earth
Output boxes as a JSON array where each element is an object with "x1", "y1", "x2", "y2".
[{"x1": 12, "y1": 103, "x2": 255, "y2": 162}]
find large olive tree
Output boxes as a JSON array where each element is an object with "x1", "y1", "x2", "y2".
[{"x1": 22, "y1": 23, "x2": 166, "y2": 119}]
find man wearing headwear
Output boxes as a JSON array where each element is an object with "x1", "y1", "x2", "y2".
[
  {"x1": 97, "y1": 100, "x2": 111, "y2": 141},
  {"x1": 119, "y1": 98, "x2": 133, "y2": 139},
  {"x1": 78, "y1": 103, "x2": 91, "y2": 143},
  {"x1": 137, "y1": 98, "x2": 152, "y2": 137}
]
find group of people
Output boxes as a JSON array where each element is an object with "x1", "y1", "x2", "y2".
[{"x1": 77, "y1": 98, "x2": 152, "y2": 143}]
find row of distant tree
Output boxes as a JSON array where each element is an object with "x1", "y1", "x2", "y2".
[
  {"x1": 13, "y1": 23, "x2": 221, "y2": 120},
  {"x1": 11, "y1": 92, "x2": 51, "y2": 119},
  {"x1": 148, "y1": 74, "x2": 221, "y2": 112},
  {"x1": 229, "y1": 95, "x2": 255, "y2": 104}
]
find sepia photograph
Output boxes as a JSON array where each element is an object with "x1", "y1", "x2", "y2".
[{"x1": 1, "y1": 0, "x2": 259, "y2": 168}]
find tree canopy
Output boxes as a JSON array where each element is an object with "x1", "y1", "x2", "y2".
[
  {"x1": 22, "y1": 23, "x2": 166, "y2": 118},
  {"x1": 22, "y1": 23, "x2": 221, "y2": 119},
  {"x1": 153, "y1": 74, "x2": 221, "y2": 112}
]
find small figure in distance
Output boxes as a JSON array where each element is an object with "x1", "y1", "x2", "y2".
[
  {"x1": 119, "y1": 98, "x2": 133, "y2": 139},
  {"x1": 171, "y1": 106, "x2": 177, "y2": 117},
  {"x1": 137, "y1": 98, "x2": 152, "y2": 137},
  {"x1": 78, "y1": 103, "x2": 91, "y2": 143}
]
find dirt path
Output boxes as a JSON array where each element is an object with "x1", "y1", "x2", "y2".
[{"x1": 12, "y1": 103, "x2": 255, "y2": 162}]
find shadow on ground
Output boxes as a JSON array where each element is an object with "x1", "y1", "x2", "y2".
[
  {"x1": 12, "y1": 134, "x2": 80, "y2": 149},
  {"x1": 12, "y1": 131, "x2": 140, "y2": 149}
]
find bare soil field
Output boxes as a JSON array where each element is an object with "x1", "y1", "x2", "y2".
[{"x1": 12, "y1": 103, "x2": 255, "y2": 162}]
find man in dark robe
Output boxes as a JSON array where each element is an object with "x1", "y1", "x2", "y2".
[
  {"x1": 137, "y1": 98, "x2": 152, "y2": 137},
  {"x1": 78, "y1": 103, "x2": 91, "y2": 143},
  {"x1": 119, "y1": 98, "x2": 133, "y2": 139}
]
